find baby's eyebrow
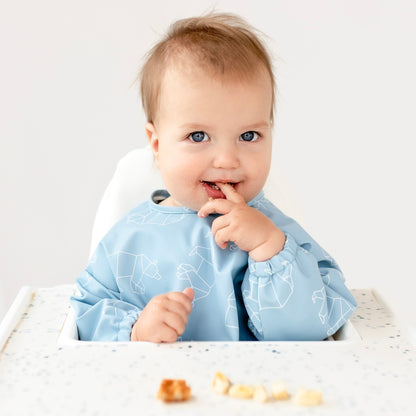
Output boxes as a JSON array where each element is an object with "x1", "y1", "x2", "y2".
[
  {"x1": 241, "y1": 121, "x2": 271, "y2": 131},
  {"x1": 179, "y1": 121, "x2": 271, "y2": 131},
  {"x1": 179, "y1": 122, "x2": 211, "y2": 131}
]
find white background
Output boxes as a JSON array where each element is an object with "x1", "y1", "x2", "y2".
[{"x1": 1, "y1": 0, "x2": 415, "y2": 326}]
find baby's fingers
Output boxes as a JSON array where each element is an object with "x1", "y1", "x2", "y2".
[
  {"x1": 216, "y1": 182, "x2": 245, "y2": 203},
  {"x1": 156, "y1": 323, "x2": 181, "y2": 343},
  {"x1": 211, "y1": 214, "x2": 229, "y2": 236},
  {"x1": 211, "y1": 215, "x2": 231, "y2": 249},
  {"x1": 213, "y1": 227, "x2": 231, "y2": 250},
  {"x1": 163, "y1": 310, "x2": 188, "y2": 338},
  {"x1": 198, "y1": 198, "x2": 234, "y2": 218},
  {"x1": 166, "y1": 291, "x2": 194, "y2": 315},
  {"x1": 182, "y1": 287, "x2": 195, "y2": 301}
]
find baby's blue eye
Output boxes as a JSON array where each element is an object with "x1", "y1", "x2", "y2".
[
  {"x1": 189, "y1": 131, "x2": 209, "y2": 142},
  {"x1": 240, "y1": 131, "x2": 259, "y2": 142}
]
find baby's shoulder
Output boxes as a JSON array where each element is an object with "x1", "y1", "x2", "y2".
[
  {"x1": 252, "y1": 195, "x2": 302, "y2": 234},
  {"x1": 251, "y1": 194, "x2": 285, "y2": 218},
  {"x1": 98, "y1": 200, "x2": 153, "y2": 247},
  {"x1": 103, "y1": 198, "x2": 195, "y2": 246}
]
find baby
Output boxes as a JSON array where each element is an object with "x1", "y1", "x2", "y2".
[{"x1": 71, "y1": 13, "x2": 357, "y2": 342}]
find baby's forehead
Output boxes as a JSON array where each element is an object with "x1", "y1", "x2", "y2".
[
  {"x1": 163, "y1": 52, "x2": 272, "y2": 88},
  {"x1": 155, "y1": 61, "x2": 273, "y2": 128}
]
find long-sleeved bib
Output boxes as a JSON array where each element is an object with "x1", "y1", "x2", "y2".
[{"x1": 71, "y1": 190, "x2": 356, "y2": 341}]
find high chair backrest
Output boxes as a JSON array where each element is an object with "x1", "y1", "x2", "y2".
[{"x1": 89, "y1": 146, "x2": 304, "y2": 257}]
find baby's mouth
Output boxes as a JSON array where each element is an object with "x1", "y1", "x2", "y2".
[
  {"x1": 201, "y1": 180, "x2": 238, "y2": 199},
  {"x1": 202, "y1": 181, "x2": 237, "y2": 190}
]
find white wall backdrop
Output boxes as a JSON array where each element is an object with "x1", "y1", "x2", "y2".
[{"x1": 1, "y1": 1, "x2": 415, "y2": 326}]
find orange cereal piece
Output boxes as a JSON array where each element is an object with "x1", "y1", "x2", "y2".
[{"x1": 157, "y1": 379, "x2": 191, "y2": 402}]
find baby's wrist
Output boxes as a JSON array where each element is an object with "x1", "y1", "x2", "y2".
[{"x1": 249, "y1": 229, "x2": 286, "y2": 262}]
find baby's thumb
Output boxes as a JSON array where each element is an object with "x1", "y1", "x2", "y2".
[{"x1": 183, "y1": 287, "x2": 195, "y2": 302}]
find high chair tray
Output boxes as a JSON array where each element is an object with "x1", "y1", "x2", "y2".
[{"x1": 0, "y1": 285, "x2": 415, "y2": 415}]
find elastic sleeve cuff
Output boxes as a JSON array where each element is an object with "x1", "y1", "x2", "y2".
[
  {"x1": 117, "y1": 308, "x2": 141, "y2": 341},
  {"x1": 248, "y1": 233, "x2": 297, "y2": 277}
]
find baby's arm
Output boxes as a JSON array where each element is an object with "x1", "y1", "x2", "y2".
[
  {"x1": 131, "y1": 288, "x2": 194, "y2": 343},
  {"x1": 71, "y1": 244, "x2": 143, "y2": 342},
  {"x1": 198, "y1": 183, "x2": 286, "y2": 261},
  {"x1": 242, "y1": 234, "x2": 357, "y2": 341},
  {"x1": 198, "y1": 183, "x2": 356, "y2": 340},
  {"x1": 71, "y1": 242, "x2": 194, "y2": 342}
]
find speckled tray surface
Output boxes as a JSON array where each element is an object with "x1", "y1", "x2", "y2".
[{"x1": 0, "y1": 286, "x2": 415, "y2": 415}]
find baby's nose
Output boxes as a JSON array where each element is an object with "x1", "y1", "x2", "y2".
[{"x1": 212, "y1": 142, "x2": 240, "y2": 169}]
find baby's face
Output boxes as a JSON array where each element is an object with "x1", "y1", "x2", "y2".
[{"x1": 147, "y1": 65, "x2": 273, "y2": 211}]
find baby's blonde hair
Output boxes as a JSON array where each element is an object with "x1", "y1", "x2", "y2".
[{"x1": 139, "y1": 13, "x2": 276, "y2": 124}]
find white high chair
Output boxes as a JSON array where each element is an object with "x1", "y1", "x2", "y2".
[{"x1": 89, "y1": 145, "x2": 304, "y2": 257}]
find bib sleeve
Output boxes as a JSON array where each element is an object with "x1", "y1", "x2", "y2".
[
  {"x1": 242, "y1": 233, "x2": 357, "y2": 341},
  {"x1": 70, "y1": 242, "x2": 141, "y2": 341}
]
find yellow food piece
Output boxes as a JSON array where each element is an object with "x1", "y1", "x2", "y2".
[
  {"x1": 212, "y1": 371, "x2": 231, "y2": 395},
  {"x1": 253, "y1": 384, "x2": 269, "y2": 403},
  {"x1": 293, "y1": 387, "x2": 323, "y2": 406},
  {"x1": 211, "y1": 372, "x2": 323, "y2": 407},
  {"x1": 271, "y1": 381, "x2": 290, "y2": 400},
  {"x1": 228, "y1": 384, "x2": 254, "y2": 399}
]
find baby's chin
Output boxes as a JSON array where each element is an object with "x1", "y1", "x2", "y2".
[{"x1": 160, "y1": 194, "x2": 203, "y2": 211}]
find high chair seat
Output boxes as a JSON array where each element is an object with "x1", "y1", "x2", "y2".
[{"x1": 89, "y1": 146, "x2": 303, "y2": 257}]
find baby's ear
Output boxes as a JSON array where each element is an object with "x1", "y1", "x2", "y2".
[{"x1": 145, "y1": 122, "x2": 159, "y2": 162}]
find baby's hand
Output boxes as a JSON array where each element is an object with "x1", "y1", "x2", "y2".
[
  {"x1": 131, "y1": 288, "x2": 194, "y2": 343},
  {"x1": 198, "y1": 183, "x2": 286, "y2": 262}
]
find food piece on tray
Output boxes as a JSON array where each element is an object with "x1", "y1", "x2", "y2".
[
  {"x1": 157, "y1": 379, "x2": 191, "y2": 402},
  {"x1": 271, "y1": 381, "x2": 290, "y2": 400},
  {"x1": 293, "y1": 387, "x2": 323, "y2": 406},
  {"x1": 228, "y1": 384, "x2": 255, "y2": 399},
  {"x1": 253, "y1": 384, "x2": 269, "y2": 403},
  {"x1": 212, "y1": 371, "x2": 231, "y2": 395}
]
